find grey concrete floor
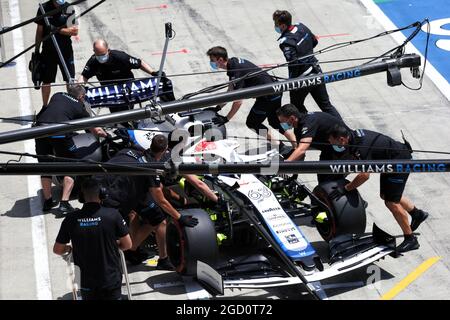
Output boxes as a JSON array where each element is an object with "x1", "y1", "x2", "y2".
[{"x1": 0, "y1": 0, "x2": 449, "y2": 300}]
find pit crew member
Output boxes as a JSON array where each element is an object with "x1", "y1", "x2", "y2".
[
  {"x1": 53, "y1": 178, "x2": 132, "y2": 300},
  {"x1": 206, "y1": 46, "x2": 297, "y2": 148},
  {"x1": 102, "y1": 135, "x2": 218, "y2": 268},
  {"x1": 276, "y1": 103, "x2": 349, "y2": 183},
  {"x1": 35, "y1": 84, "x2": 107, "y2": 213},
  {"x1": 35, "y1": 0, "x2": 78, "y2": 108},
  {"x1": 79, "y1": 39, "x2": 157, "y2": 112},
  {"x1": 327, "y1": 124, "x2": 429, "y2": 252},
  {"x1": 272, "y1": 10, "x2": 341, "y2": 119}
]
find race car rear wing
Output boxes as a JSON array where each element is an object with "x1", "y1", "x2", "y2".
[{"x1": 85, "y1": 76, "x2": 176, "y2": 108}]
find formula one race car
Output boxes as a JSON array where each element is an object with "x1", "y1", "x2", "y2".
[
  {"x1": 69, "y1": 78, "x2": 399, "y2": 297},
  {"x1": 164, "y1": 138, "x2": 399, "y2": 297}
]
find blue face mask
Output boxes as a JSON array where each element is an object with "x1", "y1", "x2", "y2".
[
  {"x1": 332, "y1": 145, "x2": 346, "y2": 153},
  {"x1": 96, "y1": 53, "x2": 109, "y2": 64},
  {"x1": 280, "y1": 122, "x2": 293, "y2": 131},
  {"x1": 55, "y1": 0, "x2": 66, "y2": 5},
  {"x1": 210, "y1": 61, "x2": 219, "y2": 71},
  {"x1": 274, "y1": 26, "x2": 282, "y2": 34}
]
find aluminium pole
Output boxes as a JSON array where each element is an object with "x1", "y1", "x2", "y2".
[
  {"x1": 0, "y1": 159, "x2": 449, "y2": 176},
  {"x1": 0, "y1": 54, "x2": 421, "y2": 145},
  {"x1": 153, "y1": 22, "x2": 172, "y2": 102}
]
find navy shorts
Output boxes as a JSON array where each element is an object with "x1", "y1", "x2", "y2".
[
  {"x1": 40, "y1": 48, "x2": 75, "y2": 83},
  {"x1": 246, "y1": 94, "x2": 284, "y2": 134},
  {"x1": 35, "y1": 136, "x2": 80, "y2": 179},
  {"x1": 137, "y1": 203, "x2": 166, "y2": 226},
  {"x1": 380, "y1": 173, "x2": 409, "y2": 203}
]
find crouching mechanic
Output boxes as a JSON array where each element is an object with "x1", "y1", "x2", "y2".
[
  {"x1": 104, "y1": 135, "x2": 218, "y2": 268},
  {"x1": 35, "y1": 84, "x2": 107, "y2": 213},
  {"x1": 327, "y1": 124, "x2": 429, "y2": 252},
  {"x1": 135, "y1": 135, "x2": 220, "y2": 269},
  {"x1": 276, "y1": 103, "x2": 350, "y2": 184},
  {"x1": 206, "y1": 46, "x2": 297, "y2": 147},
  {"x1": 53, "y1": 178, "x2": 132, "y2": 300}
]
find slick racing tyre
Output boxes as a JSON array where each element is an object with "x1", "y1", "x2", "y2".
[
  {"x1": 313, "y1": 179, "x2": 367, "y2": 242},
  {"x1": 166, "y1": 208, "x2": 218, "y2": 275}
]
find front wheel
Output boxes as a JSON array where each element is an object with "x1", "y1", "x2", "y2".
[
  {"x1": 166, "y1": 209, "x2": 219, "y2": 275},
  {"x1": 312, "y1": 179, "x2": 367, "y2": 242}
]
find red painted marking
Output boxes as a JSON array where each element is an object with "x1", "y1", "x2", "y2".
[
  {"x1": 316, "y1": 33, "x2": 351, "y2": 39},
  {"x1": 135, "y1": 4, "x2": 168, "y2": 11},
  {"x1": 151, "y1": 48, "x2": 189, "y2": 55}
]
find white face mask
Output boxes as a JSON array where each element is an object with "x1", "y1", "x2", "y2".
[{"x1": 96, "y1": 53, "x2": 109, "y2": 64}]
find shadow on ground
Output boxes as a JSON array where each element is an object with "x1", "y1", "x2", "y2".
[{"x1": 0, "y1": 186, "x2": 81, "y2": 219}]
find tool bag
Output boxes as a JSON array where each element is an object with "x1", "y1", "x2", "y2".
[{"x1": 29, "y1": 52, "x2": 42, "y2": 90}]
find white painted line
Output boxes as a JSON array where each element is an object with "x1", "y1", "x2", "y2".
[
  {"x1": 9, "y1": 0, "x2": 53, "y2": 300},
  {"x1": 360, "y1": 0, "x2": 450, "y2": 101},
  {"x1": 182, "y1": 276, "x2": 211, "y2": 300}
]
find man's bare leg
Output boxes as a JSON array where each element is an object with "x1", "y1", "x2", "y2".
[
  {"x1": 41, "y1": 177, "x2": 52, "y2": 200},
  {"x1": 385, "y1": 201, "x2": 412, "y2": 235},
  {"x1": 61, "y1": 176, "x2": 75, "y2": 201},
  {"x1": 399, "y1": 196, "x2": 415, "y2": 213},
  {"x1": 41, "y1": 83, "x2": 51, "y2": 107},
  {"x1": 154, "y1": 220, "x2": 167, "y2": 258},
  {"x1": 130, "y1": 223, "x2": 154, "y2": 251}
]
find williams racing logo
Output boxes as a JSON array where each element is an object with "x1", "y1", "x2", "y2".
[
  {"x1": 272, "y1": 77, "x2": 322, "y2": 93},
  {"x1": 272, "y1": 68, "x2": 362, "y2": 93},
  {"x1": 329, "y1": 163, "x2": 447, "y2": 173}
]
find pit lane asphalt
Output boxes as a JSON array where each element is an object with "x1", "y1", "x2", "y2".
[{"x1": 0, "y1": 0, "x2": 449, "y2": 300}]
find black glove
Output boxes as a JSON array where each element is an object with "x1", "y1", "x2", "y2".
[
  {"x1": 211, "y1": 105, "x2": 224, "y2": 112},
  {"x1": 49, "y1": 25, "x2": 60, "y2": 35},
  {"x1": 329, "y1": 186, "x2": 347, "y2": 200},
  {"x1": 178, "y1": 215, "x2": 199, "y2": 228},
  {"x1": 212, "y1": 115, "x2": 229, "y2": 126},
  {"x1": 104, "y1": 133, "x2": 114, "y2": 141},
  {"x1": 151, "y1": 71, "x2": 166, "y2": 77}
]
